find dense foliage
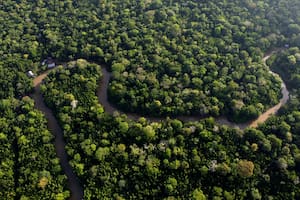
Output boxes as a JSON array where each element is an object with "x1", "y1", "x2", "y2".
[
  {"x1": 41, "y1": 59, "x2": 102, "y2": 110},
  {"x1": 269, "y1": 47, "x2": 300, "y2": 90},
  {"x1": 41, "y1": 61, "x2": 300, "y2": 199},
  {"x1": 105, "y1": 0, "x2": 283, "y2": 121},
  {"x1": 268, "y1": 46, "x2": 300, "y2": 144},
  {"x1": 1, "y1": 0, "x2": 295, "y2": 122},
  {"x1": 0, "y1": 58, "x2": 34, "y2": 99},
  {"x1": 0, "y1": 98, "x2": 69, "y2": 199},
  {"x1": 0, "y1": 0, "x2": 300, "y2": 199}
]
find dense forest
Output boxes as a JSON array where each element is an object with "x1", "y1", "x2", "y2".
[
  {"x1": 0, "y1": 0, "x2": 300, "y2": 199},
  {"x1": 42, "y1": 60, "x2": 300, "y2": 199},
  {"x1": 0, "y1": 97, "x2": 69, "y2": 199}
]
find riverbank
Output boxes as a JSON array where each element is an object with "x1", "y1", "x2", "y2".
[
  {"x1": 30, "y1": 49, "x2": 289, "y2": 199},
  {"x1": 97, "y1": 49, "x2": 289, "y2": 129},
  {"x1": 31, "y1": 71, "x2": 83, "y2": 200}
]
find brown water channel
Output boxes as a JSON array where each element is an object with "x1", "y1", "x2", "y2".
[
  {"x1": 31, "y1": 71, "x2": 83, "y2": 200},
  {"x1": 248, "y1": 50, "x2": 289, "y2": 128},
  {"x1": 31, "y1": 49, "x2": 288, "y2": 200},
  {"x1": 97, "y1": 49, "x2": 289, "y2": 129}
]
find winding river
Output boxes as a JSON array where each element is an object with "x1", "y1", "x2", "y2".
[
  {"x1": 32, "y1": 72, "x2": 84, "y2": 200},
  {"x1": 97, "y1": 50, "x2": 290, "y2": 129},
  {"x1": 31, "y1": 49, "x2": 289, "y2": 200},
  {"x1": 248, "y1": 50, "x2": 289, "y2": 128}
]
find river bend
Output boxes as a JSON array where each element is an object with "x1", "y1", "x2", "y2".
[
  {"x1": 31, "y1": 49, "x2": 288, "y2": 200},
  {"x1": 32, "y1": 71, "x2": 83, "y2": 200},
  {"x1": 97, "y1": 50, "x2": 289, "y2": 129}
]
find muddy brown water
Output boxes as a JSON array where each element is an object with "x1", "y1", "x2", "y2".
[
  {"x1": 31, "y1": 49, "x2": 288, "y2": 200},
  {"x1": 97, "y1": 50, "x2": 289, "y2": 129},
  {"x1": 32, "y1": 70, "x2": 83, "y2": 200},
  {"x1": 248, "y1": 49, "x2": 289, "y2": 128}
]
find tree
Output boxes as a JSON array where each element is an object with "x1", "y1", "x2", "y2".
[
  {"x1": 191, "y1": 189, "x2": 207, "y2": 200},
  {"x1": 95, "y1": 147, "x2": 110, "y2": 161},
  {"x1": 236, "y1": 160, "x2": 254, "y2": 178},
  {"x1": 143, "y1": 125, "x2": 156, "y2": 141}
]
